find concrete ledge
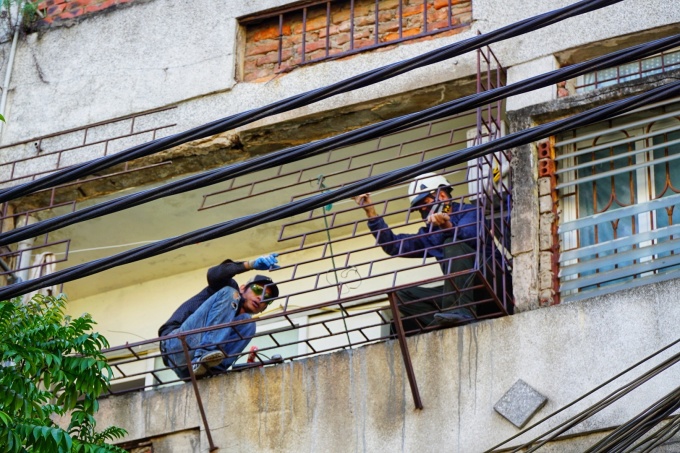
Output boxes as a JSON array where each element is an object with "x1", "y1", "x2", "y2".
[{"x1": 96, "y1": 277, "x2": 680, "y2": 452}]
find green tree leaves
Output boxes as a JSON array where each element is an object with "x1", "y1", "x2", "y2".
[{"x1": 0, "y1": 294, "x2": 127, "y2": 452}]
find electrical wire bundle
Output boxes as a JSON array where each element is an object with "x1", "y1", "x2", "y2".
[
  {"x1": 0, "y1": 1, "x2": 678, "y2": 449},
  {"x1": 1, "y1": 33, "x2": 678, "y2": 248},
  {"x1": 0, "y1": 0, "x2": 622, "y2": 204},
  {"x1": 485, "y1": 338, "x2": 680, "y2": 453},
  {"x1": 1, "y1": 79, "x2": 679, "y2": 300},
  {"x1": 0, "y1": 0, "x2": 675, "y2": 302}
]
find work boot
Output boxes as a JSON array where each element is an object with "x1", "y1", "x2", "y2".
[
  {"x1": 192, "y1": 350, "x2": 225, "y2": 377},
  {"x1": 434, "y1": 308, "x2": 475, "y2": 326}
]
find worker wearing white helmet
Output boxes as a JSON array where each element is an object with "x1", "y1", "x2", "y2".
[{"x1": 355, "y1": 172, "x2": 509, "y2": 329}]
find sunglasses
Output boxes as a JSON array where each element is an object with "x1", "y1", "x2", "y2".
[{"x1": 249, "y1": 284, "x2": 274, "y2": 304}]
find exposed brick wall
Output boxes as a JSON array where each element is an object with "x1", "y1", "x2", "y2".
[
  {"x1": 536, "y1": 138, "x2": 560, "y2": 306},
  {"x1": 32, "y1": 0, "x2": 141, "y2": 26},
  {"x1": 243, "y1": 0, "x2": 472, "y2": 82}
]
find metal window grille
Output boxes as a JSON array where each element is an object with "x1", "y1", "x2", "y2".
[
  {"x1": 555, "y1": 98, "x2": 680, "y2": 302},
  {"x1": 573, "y1": 47, "x2": 680, "y2": 93},
  {"x1": 104, "y1": 48, "x2": 512, "y2": 407},
  {"x1": 2, "y1": 43, "x2": 506, "y2": 442},
  {"x1": 241, "y1": 0, "x2": 472, "y2": 76}
]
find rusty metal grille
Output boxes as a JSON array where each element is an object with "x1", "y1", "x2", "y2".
[
  {"x1": 113, "y1": 43, "x2": 510, "y2": 395},
  {"x1": 193, "y1": 44, "x2": 509, "y2": 344},
  {"x1": 0, "y1": 106, "x2": 177, "y2": 285},
  {"x1": 97, "y1": 45, "x2": 508, "y2": 444},
  {"x1": 200, "y1": 111, "x2": 484, "y2": 211},
  {"x1": 241, "y1": 0, "x2": 472, "y2": 76},
  {"x1": 574, "y1": 47, "x2": 680, "y2": 93},
  {"x1": 0, "y1": 202, "x2": 72, "y2": 288},
  {"x1": 0, "y1": 106, "x2": 177, "y2": 189}
]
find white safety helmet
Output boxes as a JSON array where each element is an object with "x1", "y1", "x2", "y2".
[{"x1": 407, "y1": 173, "x2": 451, "y2": 207}]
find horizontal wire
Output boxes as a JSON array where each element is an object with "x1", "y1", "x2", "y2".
[
  {"x1": 484, "y1": 337, "x2": 680, "y2": 452},
  {"x1": 632, "y1": 415, "x2": 680, "y2": 452},
  {"x1": 0, "y1": 0, "x2": 623, "y2": 204},
  {"x1": 520, "y1": 353, "x2": 680, "y2": 452},
  {"x1": 1, "y1": 33, "x2": 677, "y2": 248},
  {"x1": 585, "y1": 386, "x2": 680, "y2": 452},
  {"x1": 1, "y1": 81, "x2": 679, "y2": 300}
]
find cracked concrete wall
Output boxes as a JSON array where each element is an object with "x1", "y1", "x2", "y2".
[
  {"x1": 94, "y1": 279, "x2": 680, "y2": 452},
  {"x1": 0, "y1": 0, "x2": 675, "y2": 210},
  {"x1": 0, "y1": 0, "x2": 676, "y2": 146}
]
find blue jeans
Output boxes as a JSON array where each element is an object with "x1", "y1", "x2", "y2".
[{"x1": 161, "y1": 286, "x2": 255, "y2": 378}]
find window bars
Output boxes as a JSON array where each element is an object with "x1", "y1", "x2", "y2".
[
  {"x1": 556, "y1": 98, "x2": 680, "y2": 302},
  {"x1": 574, "y1": 47, "x2": 680, "y2": 93},
  {"x1": 241, "y1": 0, "x2": 472, "y2": 80},
  {"x1": 0, "y1": 106, "x2": 177, "y2": 285}
]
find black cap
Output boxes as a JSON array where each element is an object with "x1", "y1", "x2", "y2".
[{"x1": 245, "y1": 274, "x2": 279, "y2": 298}]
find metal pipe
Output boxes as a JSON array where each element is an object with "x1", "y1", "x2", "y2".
[
  {"x1": 180, "y1": 337, "x2": 217, "y2": 452},
  {"x1": 0, "y1": 5, "x2": 22, "y2": 138},
  {"x1": 15, "y1": 215, "x2": 36, "y2": 283},
  {"x1": 388, "y1": 292, "x2": 423, "y2": 410},
  {"x1": 0, "y1": 256, "x2": 19, "y2": 283}
]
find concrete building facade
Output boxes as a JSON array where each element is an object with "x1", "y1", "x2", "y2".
[{"x1": 0, "y1": 0, "x2": 679, "y2": 451}]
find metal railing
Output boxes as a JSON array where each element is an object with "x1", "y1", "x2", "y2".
[
  {"x1": 0, "y1": 106, "x2": 177, "y2": 284},
  {"x1": 0, "y1": 106, "x2": 177, "y2": 189},
  {"x1": 573, "y1": 48, "x2": 680, "y2": 93},
  {"x1": 103, "y1": 209, "x2": 513, "y2": 447}
]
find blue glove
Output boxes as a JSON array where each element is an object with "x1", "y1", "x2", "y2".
[{"x1": 251, "y1": 253, "x2": 280, "y2": 270}]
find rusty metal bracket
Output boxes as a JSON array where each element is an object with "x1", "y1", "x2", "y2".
[
  {"x1": 388, "y1": 292, "x2": 423, "y2": 410},
  {"x1": 180, "y1": 336, "x2": 218, "y2": 452}
]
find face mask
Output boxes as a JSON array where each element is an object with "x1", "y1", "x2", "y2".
[{"x1": 418, "y1": 193, "x2": 451, "y2": 219}]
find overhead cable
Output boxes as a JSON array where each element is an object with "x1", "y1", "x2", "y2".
[
  {"x1": 1, "y1": 80, "x2": 679, "y2": 300},
  {"x1": 522, "y1": 351, "x2": 680, "y2": 452},
  {"x1": 485, "y1": 338, "x2": 680, "y2": 452},
  {"x1": 585, "y1": 387, "x2": 680, "y2": 452},
  {"x1": 484, "y1": 338, "x2": 680, "y2": 452},
  {"x1": 2, "y1": 33, "x2": 678, "y2": 247},
  {"x1": 0, "y1": 0, "x2": 623, "y2": 203},
  {"x1": 626, "y1": 414, "x2": 680, "y2": 452}
]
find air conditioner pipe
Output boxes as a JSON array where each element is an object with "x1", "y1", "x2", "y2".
[
  {"x1": 15, "y1": 215, "x2": 36, "y2": 283},
  {"x1": 0, "y1": 4, "x2": 22, "y2": 138}
]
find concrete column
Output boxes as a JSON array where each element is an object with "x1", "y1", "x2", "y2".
[{"x1": 506, "y1": 55, "x2": 559, "y2": 113}]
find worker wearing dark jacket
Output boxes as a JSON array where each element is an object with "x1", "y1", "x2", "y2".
[
  {"x1": 355, "y1": 173, "x2": 505, "y2": 328},
  {"x1": 159, "y1": 254, "x2": 280, "y2": 378}
]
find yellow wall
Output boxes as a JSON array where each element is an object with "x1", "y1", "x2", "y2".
[{"x1": 65, "y1": 229, "x2": 441, "y2": 348}]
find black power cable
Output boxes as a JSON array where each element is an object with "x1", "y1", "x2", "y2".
[
  {"x1": 483, "y1": 337, "x2": 680, "y2": 452},
  {"x1": 520, "y1": 352, "x2": 680, "y2": 453},
  {"x1": 0, "y1": 0, "x2": 623, "y2": 204},
  {"x1": 630, "y1": 414, "x2": 680, "y2": 452},
  {"x1": 584, "y1": 387, "x2": 680, "y2": 453},
  {"x1": 1, "y1": 33, "x2": 678, "y2": 247},
  {"x1": 1, "y1": 80, "x2": 679, "y2": 300}
]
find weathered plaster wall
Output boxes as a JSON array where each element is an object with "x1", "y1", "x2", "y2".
[
  {"x1": 1, "y1": 0, "x2": 677, "y2": 147},
  {"x1": 94, "y1": 279, "x2": 680, "y2": 452}
]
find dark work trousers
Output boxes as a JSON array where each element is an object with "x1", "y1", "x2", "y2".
[
  {"x1": 395, "y1": 241, "x2": 476, "y2": 331},
  {"x1": 394, "y1": 240, "x2": 513, "y2": 332}
]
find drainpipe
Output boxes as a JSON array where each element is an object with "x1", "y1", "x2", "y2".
[
  {"x1": 0, "y1": 5, "x2": 22, "y2": 138},
  {"x1": 15, "y1": 215, "x2": 36, "y2": 283}
]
